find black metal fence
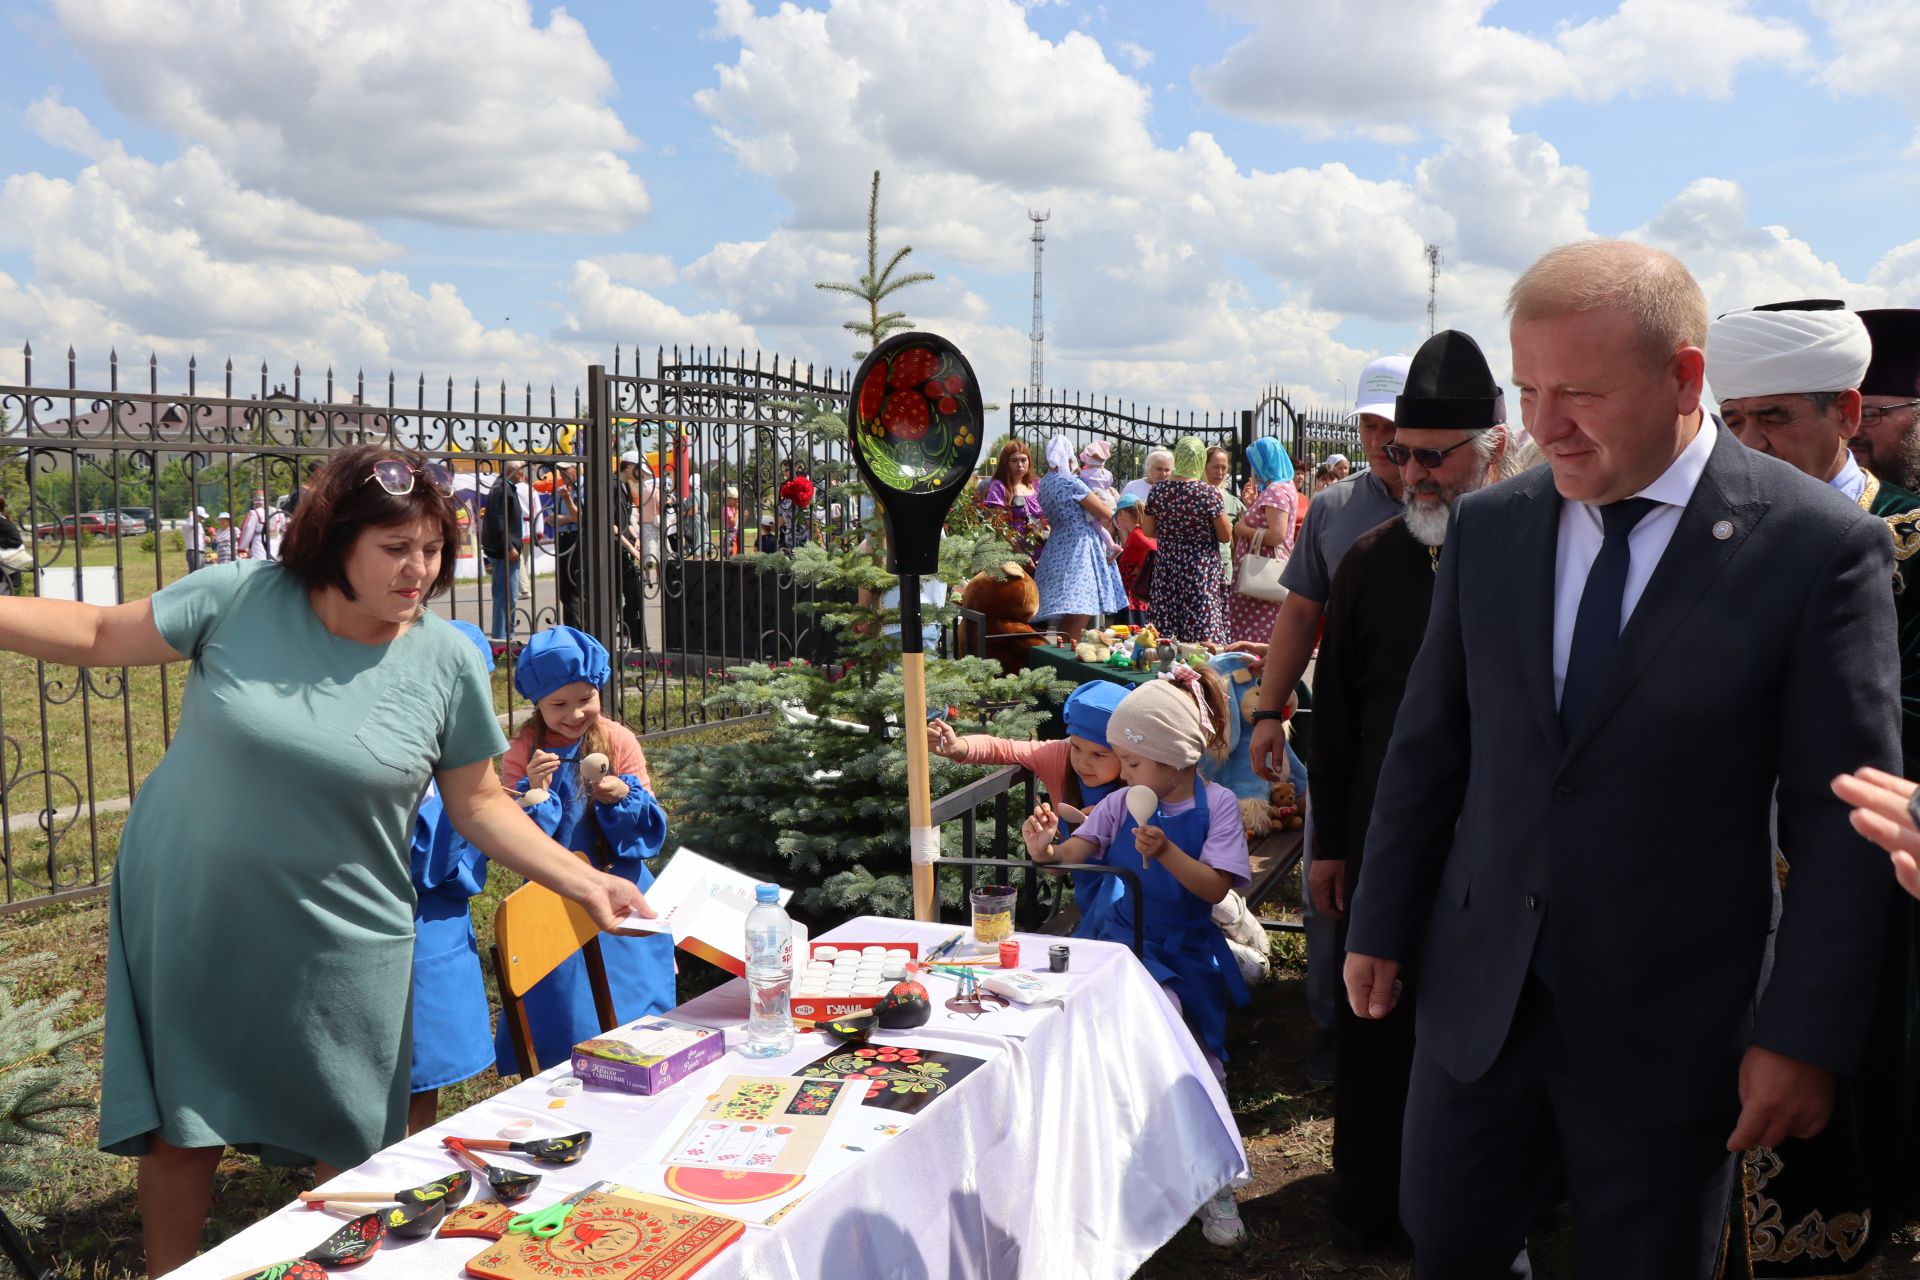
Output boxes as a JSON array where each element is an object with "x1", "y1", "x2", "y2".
[{"x1": 0, "y1": 344, "x2": 1341, "y2": 911}]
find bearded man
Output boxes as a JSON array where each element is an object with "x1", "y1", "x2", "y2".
[{"x1": 1308, "y1": 329, "x2": 1511, "y2": 1252}]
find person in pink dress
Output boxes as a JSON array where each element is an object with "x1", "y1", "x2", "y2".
[{"x1": 1227, "y1": 438, "x2": 1300, "y2": 643}]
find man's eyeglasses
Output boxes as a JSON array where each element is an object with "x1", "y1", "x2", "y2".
[
  {"x1": 1860, "y1": 399, "x2": 1920, "y2": 428},
  {"x1": 1384, "y1": 438, "x2": 1476, "y2": 469},
  {"x1": 365, "y1": 460, "x2": 454, "y2": 497}
]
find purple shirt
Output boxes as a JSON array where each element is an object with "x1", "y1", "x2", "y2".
[{"x1": 1070, "y1": 781, "x2": 1251, "y2": 890}]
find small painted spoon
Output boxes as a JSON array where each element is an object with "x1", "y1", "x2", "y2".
[
  {"x1": 441, "y1": 1130, "x2": 593, "y2": 1166},
  {"x1": 217, "y1": 1211, "x2": 387, "y2": 1280},
  {"x1": 446, "y1": 1138, "x2": 542, "y2": 1203}
]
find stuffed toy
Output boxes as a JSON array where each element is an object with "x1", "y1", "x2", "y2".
[
  {"x1": 1073, "y1": 635, "x2": 1113, "y2": 663},
  {"x1": 956, "y1": 562, "x2": 1045, "y2": 674},
  {"x1": 1199, "y1": 651, "x2": 1304, "y2": 802},
  {"x1": 1240, "y1": 779, "x2": 1305, "y2": 838}
]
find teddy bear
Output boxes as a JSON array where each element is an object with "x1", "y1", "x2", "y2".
[
  {"x1": 1240, "y1": 779, "x2": 1305, "y2": 839},
  {"x1": 956, "y1": 561, "x2": 1046, "y2": 673}
]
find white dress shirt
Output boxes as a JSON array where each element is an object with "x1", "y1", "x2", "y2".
[
  {"x1": 1828, "y1": 451, "x2": 1866, "y2": 504},
  {"x1": 1552, "y1": 420, "x2": 1717, "y2": 703}
]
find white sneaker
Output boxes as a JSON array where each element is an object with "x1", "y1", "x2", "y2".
[{"x1": 1196, "y1": 1189, "x2": 1246, "y2": 1247}]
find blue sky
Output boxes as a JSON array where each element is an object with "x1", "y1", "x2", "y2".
[{"x1": 1, "y1": 0, "x2": 1917, "y2": 413}]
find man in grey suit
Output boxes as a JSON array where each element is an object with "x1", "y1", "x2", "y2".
[{"x1": 1342, "y1": 239, "x2": 1901, "y2": 1277}]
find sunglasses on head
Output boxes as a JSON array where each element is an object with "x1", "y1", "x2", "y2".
[
  {"x1": 365, "y1": 460, "x2": 454, "y2": 497},
  {"x1": 1384, "y1": 437, "x2": 1476, "y2": 469}
]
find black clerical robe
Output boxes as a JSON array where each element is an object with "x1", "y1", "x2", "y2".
[{"x1": 1309, "y1": 513, "x2": 1435, "y2": 1244}]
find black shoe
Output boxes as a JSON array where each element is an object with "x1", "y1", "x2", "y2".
[{"x1": 1304, "y1": 1026, "x2": 1337, "y2": 1088}]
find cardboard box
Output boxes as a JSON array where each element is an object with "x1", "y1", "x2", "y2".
[
  {"x1": 572, "y1": 1017, "x2": 726, "y2": 1095},
  {"x1": 789, "y1": 940, "x2": 920, "y2": 1023}
]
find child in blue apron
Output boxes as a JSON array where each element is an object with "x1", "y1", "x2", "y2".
[
  {"x1": 1024, "y1": 665, "x2": 1252, "y2": 1065},
  {"x1": 1023, "y1": 665, "x2": 1253, "y2": 1245},
  {"x1": 927, "y1": 680, "x2": 1129, "y2": 919},
  {"x1": 408, "y1": 620, "x2": 499, "y2": 1132},
  {"x1": 491, "y1": 626, "x2": 673, "y2": 1074}
]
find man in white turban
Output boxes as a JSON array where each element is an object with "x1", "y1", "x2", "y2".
[
  {"x1": 1710, "y1": 299, "x2": 1878, "y2": 497},
  {"x1": 1709, "y1": 297, "x2": 1920, "y2": 1272}
]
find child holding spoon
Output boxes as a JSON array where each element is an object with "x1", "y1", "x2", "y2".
[{"x1": 491, "y1": 626, "x2": 672, "y2": 1074}]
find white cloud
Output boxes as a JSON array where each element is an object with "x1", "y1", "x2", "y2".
[
  {"x1": 22, "y1": 97, "x2": 401, "y2": 266},
  {"x1": 594, "y1": 254, "x2": 681, "y2": 291},
  {"x1": 1116, "y1": 40, "x2": 1154, "y2": 69},
  {"x1": 1193, "y1": 0, "x2": 1804, "y2": 141},
  {"x1": 50, "y1": 0, "x2": 651, "y2": 232},
  {"x1": 1416, "y1": 124, "x2": 1592, "y2": 272},
  {"x1": 1816, "y1": 0, "x2": 1920, "y2": 149},
  {"x1": 559, "y1": 261, "x2": 759, "y2": 353}
]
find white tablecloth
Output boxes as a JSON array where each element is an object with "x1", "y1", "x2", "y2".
[{"x1": 171, "y1": 917, "x2": 1246, "y2": 1280}]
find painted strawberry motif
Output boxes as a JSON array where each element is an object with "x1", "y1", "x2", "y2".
[
  {"x1": 881, "y1": 390, "x2": 930, "y2": 440},
  {"x1": 889, "y1": 347, "x2": 940, "y2": 389},
  {"x1": 858, "y1": 373, "x2": 886, "y2": 423}
]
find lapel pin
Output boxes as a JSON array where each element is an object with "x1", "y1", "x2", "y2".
[{"x1": 1712, "y1": 520, "x2": 1733, "y2": 540}]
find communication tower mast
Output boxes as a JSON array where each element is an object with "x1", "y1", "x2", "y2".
[{"x1": 1029, "y1": 210, "x2": 1050, "y2": 398}]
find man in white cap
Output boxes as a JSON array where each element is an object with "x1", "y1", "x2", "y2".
[
  {"x1": 184, "y1": 505, "x2": 209, "y2": 571},
  {"x1": 1248, "y1": 351, "x2": 1411, "y2": 1086},
  {"x1": 1711, "y1": 299, "x2": 1920, "y2": 1270}
]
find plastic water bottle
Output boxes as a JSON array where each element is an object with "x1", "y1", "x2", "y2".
[{"x1": 742, "y1": 883, "x2": 795, "y2": 1057}]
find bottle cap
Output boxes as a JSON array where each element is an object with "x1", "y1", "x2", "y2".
[{"x1": 755, "y1": 883, "x2": 780, "y2": 903}]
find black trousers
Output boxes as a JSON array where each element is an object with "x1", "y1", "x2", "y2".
[
  {"x1": 1400, "y1": 978, "x2": 1738, "y2": 1280},
  {"x1": 554, "y1": 529, "x2": 582, "y2": 630},
  {"x1": 1333, "y1": 973, "x2": 1416, "y2": 1240}
]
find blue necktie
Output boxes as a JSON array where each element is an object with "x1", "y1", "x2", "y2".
[{"x1": 1559, "y1": 497, "x2": 1659, "y2": 737}]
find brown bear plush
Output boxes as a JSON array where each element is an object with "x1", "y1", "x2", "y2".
[
  {"x1": 957, "y1": 562, "x2": 1045, "y2": 674},
  {"x1": 1240, "y1": 780, "x2": 1305, "y2": 839}
]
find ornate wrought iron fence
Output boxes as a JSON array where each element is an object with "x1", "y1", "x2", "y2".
[
  {"x1": 0, "y1": 346, "x2": 595, "y2": 908},
  {"x1": 0, "y1": 342, "x2": 1323, "y2": 911}
]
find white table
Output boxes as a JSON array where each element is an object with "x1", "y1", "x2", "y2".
[{"x1": 173, "y1": 918, "x2": 1246, "y2": 1280}]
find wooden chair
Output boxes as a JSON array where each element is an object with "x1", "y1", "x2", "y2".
[{"x1": 492, "y1": 881, "x2": 619, "y2": 1078}]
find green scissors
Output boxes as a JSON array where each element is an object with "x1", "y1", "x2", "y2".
[{"x1": 507, "y1": 1181, "x2": 607, "y2": 1240}]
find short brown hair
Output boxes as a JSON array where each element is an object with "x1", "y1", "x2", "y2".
[
  {"x1": 1507, "y1": 240, "x2": 1708, "y2": 362},
  {"x1": 278, "y1": 444, "x2": 462, "y2": 601}
]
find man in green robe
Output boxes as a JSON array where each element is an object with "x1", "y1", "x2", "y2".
[{"x1": 1711, "y1": 299, "x2": 1920, "y2": 1276}]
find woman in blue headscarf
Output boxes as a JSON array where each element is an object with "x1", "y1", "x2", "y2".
[{"x1": 1227, "y1": 438, "x2": 1299, "y2": 644}]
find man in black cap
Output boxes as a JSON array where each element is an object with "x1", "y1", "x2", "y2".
[
  {"x1": 1852, "y1": 309, "x2": 1920, "y2": 493},
  {"x1": 1309, "y1": 330, "x2": 1510, "y2": 1252},
  {"x1": 1344, "y1": 240, "x2": 1897, "y2": 1278}
]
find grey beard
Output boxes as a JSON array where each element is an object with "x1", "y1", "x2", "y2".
[
  {"x1": 1899, "y1": 428, "x2": 1920, "y2": 495},
  {"x1": 1403, "y1": 498, "x2": 1451, "y2": 546}
]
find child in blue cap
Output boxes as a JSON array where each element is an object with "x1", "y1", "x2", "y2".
[
  {"x1": 928, "y1": 680, "x2": 1130, "y2": 919},
  {"x1": 491, "y1": 625, "x2": 673, "y2": 1073},
  {"x1": 407, "y1": 619, "x2": 499, "y2": 1131}
]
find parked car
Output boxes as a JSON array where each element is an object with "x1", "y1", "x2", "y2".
[
  {"x1": 119, "y1": 506, "x2": 157, "y2": 531},
  {"x1": 34, "y1": 512, "x2": 142, "y2": 539}
]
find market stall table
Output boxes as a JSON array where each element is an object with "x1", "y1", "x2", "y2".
[
  {"x1": 170, "y1": 918, "x2": 1245, "y2": 1280},
  {"x1": 1025, "y1": 644, "x2": 1159, "y2": 691}
]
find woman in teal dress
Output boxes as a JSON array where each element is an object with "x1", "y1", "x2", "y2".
[{"x1": 1, "y1": 445, "x2": 647, "y2": 1276}]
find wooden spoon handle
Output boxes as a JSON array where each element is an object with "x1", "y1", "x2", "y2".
[
  {"x1": 444, "y1": 1137, "x2": 511, "y2": 1151},
  {"x1": 297, "y1": 1191, "x2": 392, "y2": 1203},
  {"x1": 218, "y1": 1258, "x2": 293, "y2": 1280}
]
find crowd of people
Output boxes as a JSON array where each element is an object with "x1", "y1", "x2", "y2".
[{"x1": 27, "y1": 233, "x2": 1920, "y2": 1279}]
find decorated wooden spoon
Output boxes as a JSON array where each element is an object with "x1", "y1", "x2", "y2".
[
  {"x1": 446, "y1": 1138, "x2": 542, "y2": 1203},
  {"x1": 442, "y1": 1130, "x2": 593, "y2": 1166},
  {"x1": 304, "y1": 1194, "x2": 450, "y2": 1240},
  {"x1": 217, "y1": 1211, "x2": 387, "y2": 1280},
  {"x1": 296, "y1": 1169, "x2": 471, "y2": 1207}
]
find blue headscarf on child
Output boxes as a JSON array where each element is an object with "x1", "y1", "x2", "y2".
[
  {"x1": 1063, "y1": 680, "x2": 1128, "y2": 744},
  {"x1": 514, "y1": 626, "x2": 610, "y2": 703},
  {"x1": 1247, "y1": 437, "x2": 1294, "y2": 485},
  {"x1": 447, "y1": 619, "x2": 496, "y2": 674}
]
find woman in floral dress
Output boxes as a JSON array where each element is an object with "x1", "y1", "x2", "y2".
[
  {"x1": 1032, "y1": 436, "x2": 1125, "y2": 643},
  {"x1": 1143, "y1": 436, "x2": 1230, "y2": 643},
  {"x1": 1227, "y1": 437, "x2": 1300, "y2": 643}
]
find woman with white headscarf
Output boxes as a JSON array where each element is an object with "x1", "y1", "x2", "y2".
[{"x1": 1032, "y1": 435, "x2": 1126, "y2": 643}]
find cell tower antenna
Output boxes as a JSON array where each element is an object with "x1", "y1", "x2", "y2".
[
  {"x1": 1425, "y1": 243, "x2": 1441, "y2": 337},
  {"x1": 1029, "y1": 210, "x2": 1050, "y2": 398}
]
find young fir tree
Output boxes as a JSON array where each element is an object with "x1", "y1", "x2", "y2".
[
  {"x1": 657, "y1": 172, "x2": 1064, "y2": 923},
  {"x1": 0, "y1": 946, "x2": 100, "y2": 1238}
]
